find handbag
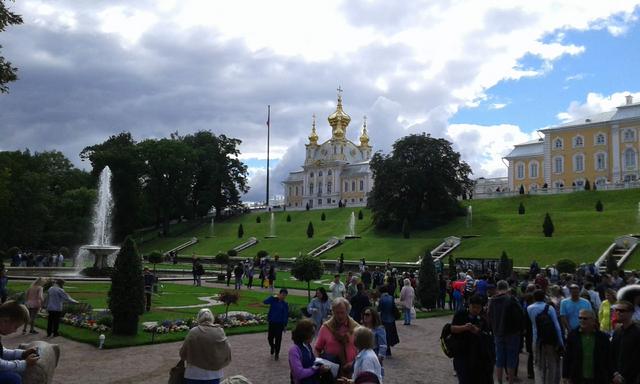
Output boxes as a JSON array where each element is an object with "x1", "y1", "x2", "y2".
[
  {"x1": 410, "y1": 306, "x2": 416, "y2": 320},
  {"x1": 168, "y1": 360, "x2": 185, "y2": 384}
]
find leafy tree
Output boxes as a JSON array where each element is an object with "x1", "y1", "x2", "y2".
[
  {"x1": 291, "y1": 254, "x2": 323, "y2": 301},
  {"x1": 215, "y1": 252, "x2": 230, "y2": 273},
  {"x1": 218, "y1": 290, "x2": 240, "y2": 319},
  {"x1": 402, "y1": 217, "x2": 410, "y2": 239},
  {"x1": 256, "y1": 216, "x2": 261, "y2": 224},
  {"x1": 321, "y1": 212, "x2": 326, "y2": 221},
  {"x1": 417, "y1": 251, "x2": 438, "y2": 309},
  {"x1": 238, "y1": 224, "x2": 244, "y2": 238},
  {"x1": 519, "y1": 185, "x2": 525, "y2": 195},
  {"x1": 0, "y1": 0, "x2": 23, "y2": 93},
  {"x1": 108, "y1": 237, "x2": 145, "y2": 335},
  {"x1": 518, "y1": 202, "x2": 525, "y2": 215},
  {"x1": 286, "y1": 214, "x2": 291, "y2": 222},
  {"x1": 498, "y1": 251, "x2": 513, "y2": 279},
  {"x1": 595, "y1": 200, "x2": 603, "y2": 212},
  {"x1": 307, "y1": 222, "x2": 314, "y2": 238},
  {"x1": 556, "y1": 259, "x2": 576, "y2": 274},
  {"x1": 358, "y1": 210, "x2": 363, "y2": 220},
  {"x1": 584, "y1": 179, "x2": 591, "y2": 191},
  {"x1": 368, "y1": 133, "x2": 472, "y2": 231},
  {"x1": 542, "y1": 213, "x2": 554, "y2": 237}
]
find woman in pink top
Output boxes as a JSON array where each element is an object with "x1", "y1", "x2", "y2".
[
  {"x1": 22, "y1": 277, "x2": 44, "y2": 334},
  {"x1": 314, "y1": 297, "x2": 358, "y2": 377}
]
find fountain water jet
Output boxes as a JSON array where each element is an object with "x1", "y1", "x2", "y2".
[
  {"x1": 466, "y1": 206, "x2": 473, "y2": 228},
  {"x1": 344, "y1": 211, "x2": 360, "y2": 239},
  {"x1": 265, "y1": 212, "x2": 277, "y2": 238},
  {"x1": 77, "y1": 166, "x2": 120, "y2": 271}
]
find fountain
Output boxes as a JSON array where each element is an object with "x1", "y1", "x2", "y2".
[
  {"x1": 209, "y1": 216, "x2": 215, "y2": 238},
  {"x1": 77, "y1": 166, "x2": 120, "y2": 271},
  {"x1": 344, "y1": 211, "x2": 360, "y2": 239},
  {"x1": 466, "y1": 205, "x2": 472, "y2": 228},
  {"x1": 265, "y1": 212, "x2": 277, "y2": 238}
]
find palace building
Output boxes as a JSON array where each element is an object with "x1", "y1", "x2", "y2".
[
  {"x1": 505, "y1": 95, "x2": 640, "y2": 192},
  {"x1": 283, "y1": 91, "x2": 373, "y2": 209}
]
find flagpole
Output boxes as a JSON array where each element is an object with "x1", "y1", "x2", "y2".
[{"x1": 266, "y1": 105, "x2": 270, "y2": 208}]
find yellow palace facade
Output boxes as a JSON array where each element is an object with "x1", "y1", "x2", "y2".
[{"x1": 505, "y1": 95, "x2": 640, "y2": 191}]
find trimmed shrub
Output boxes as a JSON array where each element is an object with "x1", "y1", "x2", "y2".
[
  {"x1": 584, "y1": 179, "x2": 591, "y2": 191},
  {"x1": 238, "y1": 224, "x2": 244, "y2": 238},
  {"x1": 321, "y1": 212, "x2": 326, "y2": 221},
  {"x1": 147, "y1": 251, "x2": 163, "y2": 272},
  {"x1": 595, "y1": 200, "x2": 603, "y2": 212},
  {"x1": 518, "y1": 202, "x2": 525, "y2": 215},
  {"x1": 556, "y1": 259, "x2": 577, "y2": 274},
  {"x1": 291, "y1": 254, "x2": 323, "y2": 301},
  {"x1": 519, "y1": 185, "x2": 525, "y2": 195},
  {"x1": 218, "y1": 290, "x2": 240, "y2": 319},
  {"x1": 108, "y1": 237, "x2": 145, "y2": 335},
  {"x1": 256, "y1": 216, "x2": 261, "y2": 224},
  {"x1": 257, "y1": 250, "x2": 269, "y2": 259},
  {"x1": 542, "y1": 213, "x2": 554, "y2": 237},
  {"x1": 227, "y1": 249, "x2": 238, "y2": 257},
  {"x1": 286, "y1": 214, "x2": 291, "y2": 222},
  {"x1": 307, "y1": 222, "x2": 314, "y2": 238},
  {"x1": 358, "y1": 210, "x2": 363, "y2": 220},
  {"x1": 417, "y1": 251, "x2": 438, "y2": 309},
  {"x1": 498, "y1": 251, "x2": 513, "y2": 279}
]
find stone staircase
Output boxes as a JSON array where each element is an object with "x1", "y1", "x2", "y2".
[
  {"x1": 164, "y1": 237, "x2": 198, "y2": 256},
  {"x1": 308, "y1": 237, "x2": 342, "y2": 258},
  {"x1": 233, "y1": 237, "x2": 259, "y2": 253},
  {"x1": 595, "y1": 235, "x2": 639, "y2": 272},
  {"x1": 430, "y1": 236, "x2": 461, "y2": 262}
]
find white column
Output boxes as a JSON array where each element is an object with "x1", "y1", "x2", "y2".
[
  {"x1": 543, "y1": 133, "x2": 551, "y2": 186},
  {"x1": 611, "y1": 124, "x2": 621, "y2": 182}
]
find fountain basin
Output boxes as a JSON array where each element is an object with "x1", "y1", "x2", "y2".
[
  {"x1": 80, "y1": 245, "x2": 120, "y2": 269},
  {"x1": 264, "y1": 235, "x2": 277, "y2": 239}
]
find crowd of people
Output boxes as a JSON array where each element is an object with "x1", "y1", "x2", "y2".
[
  {"x1": 9, "y1": 252, "x2": 65, "y2": 268},
  {"x1": 446, "y1": 261, "x2": 640, "y2": 384}
]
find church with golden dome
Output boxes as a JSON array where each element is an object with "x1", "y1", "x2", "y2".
[{"x1": 283, "y1": 89, "x2": 373, "y2": 209}]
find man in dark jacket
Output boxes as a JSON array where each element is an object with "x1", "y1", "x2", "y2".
[
  {"x1": 263, "y1": 288, "x2": 289, "y2": 361},
  {"x1": 562, "y1": 308, "x2": 612, "y2": 384},
  {"x1": 349, "y1": 283, "x2": 371, "y2": 323},
  {"x1": 611, "y1": 300, "x2": 640, "y2": 384},
  {"x1": 361, "y1": 267, "x2": 372, "y2": 291},
  {"x1": 488, "y1": 280, "x2": 523, "y2": 384}
]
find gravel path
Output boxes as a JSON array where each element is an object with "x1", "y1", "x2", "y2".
[{"x1": 3, "y1": 316, "x2": 535, "y2": 384}]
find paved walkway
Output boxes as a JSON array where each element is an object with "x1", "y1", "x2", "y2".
[{"x1": 4, "y1": 317, "x2": 534, "y2": 384}]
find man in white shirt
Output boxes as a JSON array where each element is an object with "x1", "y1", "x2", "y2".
[{"x1": 329, "y1": 274, "x2": 345, "y2": 301}]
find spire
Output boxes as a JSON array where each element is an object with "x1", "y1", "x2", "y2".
[
  {"x1": 308, "y1": 114, "x2": 319, "y2": 145},
  {"x1": 359, "y1": 115, "x2": 370, "y2": 147},
  {"x1": 328, "y1": 86, "x2": 351, "y2": 141}
]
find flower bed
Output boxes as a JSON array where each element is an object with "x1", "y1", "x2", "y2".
[
  {"x1": 61, "y1": 310, "x2": 111, "y2": 333},
  {"x1": 142, "y1": 312, "x2": 267, "y2": 334}
]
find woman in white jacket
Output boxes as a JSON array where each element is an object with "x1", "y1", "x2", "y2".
[{"x1": 399, "y1": 279, "x2": 415, "y2": 325}]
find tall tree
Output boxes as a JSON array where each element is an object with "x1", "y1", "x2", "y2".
[
  {"x1": 0, "y1": 0, "x2": 22, "y2": 93},
  {"x1": 291, "y1": 254, "x2": 324, "y2": 301},
  {"x1": 368, "y1": 134, "x2": 472, "y2": 230},
  {"x1": 108, "y1": 236, "x2": 145, "y2": 335},
  {"x1": 80, "y1": 132, "x2": 143, "y2": 242},
  {"x1": 417, "y1": 251, "x2": 438, "y2": 309}
]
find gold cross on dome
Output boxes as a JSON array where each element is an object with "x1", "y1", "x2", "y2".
[{"x1": 337, "y1": 86, "x2": 343, "y2": 96}]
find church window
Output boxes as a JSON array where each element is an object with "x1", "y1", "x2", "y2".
[
  {"x1": 623, "y1": 129, "x2": 636, "y2": 142},
  {"x1": 529, "y1": 162, "x2": 538, "y2": 179},
  {"x1": 327, "y1": 181, "x2": 332, "y2": 193},
  {"x1": 624, "y1": 148, "x2": 637, "y2": 169},
  {"x1": 359, "y1": 180, "x2": 364, "y2": 191},
  {"x1": 573, "y1": 135, "x2": 584, "y2": 148},
  {"x1": 319, "y1": 171, "x2": 323, "y2": 177},
  {"x1": 573, "y1": 154, "x2": 584, "y2": 172},
  {"x1": 309, "y1": 183, "x2": 314, "y2": 194},
  {"x1": 516, "y1": 162, "x2": 524, "y2": 179},
  {"x1": 595, "y1": 153, "x2": 606, "y2": 170},
  {"x1": 595, "y1": 133, "x2": 606, "y2": 145},
  {"x1": 554, "y1": 138, "x2": 563, "y2": 149},
  {"x1": 351, "y1": 181, "x2": 356, "y2": 191}
]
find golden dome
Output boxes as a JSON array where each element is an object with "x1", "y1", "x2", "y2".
[
  {"x1": 359, "y1": 116, "x2": 370, "y2": 147},
  {"x1": 308, "y1": 114, "x2": 319, "y2": 145},
  {"x1": 328, "y1": 88, "x2": 351, "y2": 140}
]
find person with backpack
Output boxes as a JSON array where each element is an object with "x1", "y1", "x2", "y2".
[
  {"x1": 488, "y1": 280, "x2": 523, "y2": 384},
  {"x1": 527, "y1": 289, "x2": 564, "y2": 384},
  {"x1": 449, "y1": 294, "x2": 494, "y2": 383}
]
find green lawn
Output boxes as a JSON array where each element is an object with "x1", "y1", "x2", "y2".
[{"x1": 139, "y1": 189, "x2": 640, "y2": 268}]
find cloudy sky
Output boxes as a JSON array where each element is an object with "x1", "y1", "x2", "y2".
[{"x1": 2, "y1": 1, "x2": 640, "y2": 202}]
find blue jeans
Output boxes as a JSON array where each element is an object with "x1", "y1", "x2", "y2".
[
  {"x1": 403, "y1": 308, "x2": 411, "y2": 324},
  {"x1": 0, "y1": 371, "x2": 22, "y2": 384},
  {"x1": 184, "y1": 379, "x2": 220, "y2": 384}
]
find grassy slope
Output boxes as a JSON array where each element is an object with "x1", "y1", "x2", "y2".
[{"x1": 140, "y1": 189, "x2": 640, "y2": 268}]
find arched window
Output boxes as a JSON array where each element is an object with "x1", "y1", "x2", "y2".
[
  {"x1": 288, "y1": 186, "x2": 292, "y2": 196},
  {"x1": 359, "y1": 180, "x2": 364, "y2": 191},
  {"x1": 327, "y1": 181, "x2": 332, "y2": 193},
  {"x1": 554, "y1": 180, "x2": 565, "y2": 188},
  {"x1": 529, "y1": 161, "x2": 539, "y2": 179},
  {"x1": 310, "y1": 172, "x2": 314, "y2": 178},
  {"x1": 344, "y1": 182, "x2": 348, "y2": 191},
  {"x1": 573, "y1": 135, "x2": 584, "y2": 148},
  {"x1": 574, "y1": 179, "x2": 585, "y2": 187},
  {"x1": 328, "y1": 170, "x2": 332, "y2": 176},
  {"x1": 554, "y1": 138, "x2": 563, "y2": 149},
  {"x1": 319, "y1": 171, "x2": 323, "y2": 177},
  {"x1": 624, "y1": 148, "x2": 637, "y2": 169},
  {"x1": 553, "y1": 156, "x2": 564, "y2": 173},
  {"x1": 623, "y1": 129, "x2": 636, "y2": 142},
  {"x1": 351, "y1": 181, "x2": 356, "y2": 191},
  {"x1": 595, "y1": 133, "x2": 606, "y2": 145},
  {"x1": 309, "y1": 183, "x2": 314, "y2": 194},
  {"x1": 595, "y1": 153, "x2": 606, "y2": 170},
  {"x1": 318, "y1": 182, "x2": 323, "y2": 194},
  {"x1": 295, "y1": 186, "x2": 299, "y2": 195},
  {"x1": 573, "y1": 154, "x2": 584, "y2": 172},
  {"x1": 595, "y1": 177, "x2": 607, "y2": 186},
  {"x1": 516, "y1": 162, "x2": 525, "y2": 179}
]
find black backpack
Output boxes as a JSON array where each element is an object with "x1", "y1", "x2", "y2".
[
  {"x1": 535, "y1": 304, "x2": 558, "y2": 346},
  {"x1": 440, "y1": 323, "x2": 462, "y2": 358}
]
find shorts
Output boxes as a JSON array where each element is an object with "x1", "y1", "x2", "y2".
[{"x1": 494, "y1": 334, "x2": 520, "y2": 369}]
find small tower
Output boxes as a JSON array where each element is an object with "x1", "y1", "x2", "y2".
[
  {"x1": 328, "y1": 86, "x2": 351, "y2": 141},
  {"x1": 359, "y1": 115, "x2": 371, "y2": 148},
  {"x1": 308, "y1": 114, "x2": 319, "y2": 146}
]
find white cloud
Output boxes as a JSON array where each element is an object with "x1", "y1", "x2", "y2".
[
  {"x1": 557, "y1": 91, "x2": 640, "y2": 122},
  {"x1": 489, "y1": 103, "x2": 507, "y2": 110}
]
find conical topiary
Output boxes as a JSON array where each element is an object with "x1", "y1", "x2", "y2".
[
  {"x1": 108, "y1": 236, "x2": 145, "y2": 335},
  {"x1": 542, "y1": 213, "x2": 554, "y2": 237}
]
